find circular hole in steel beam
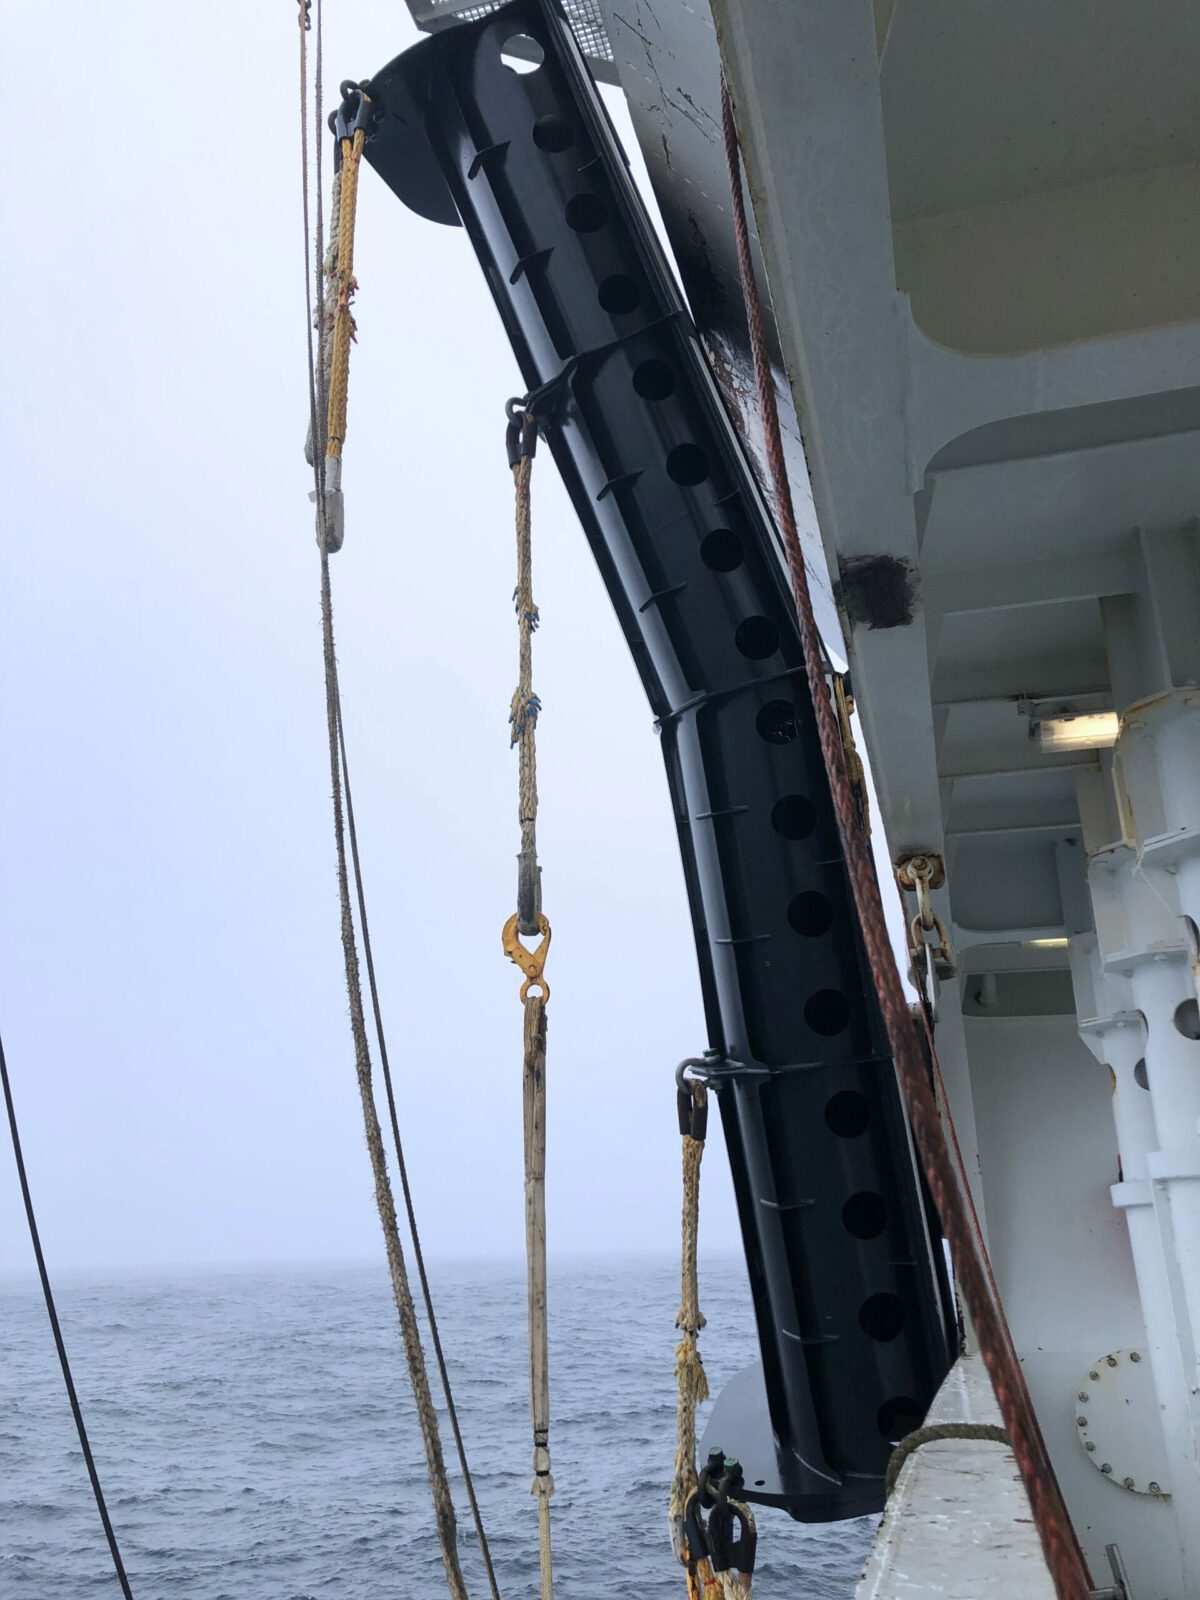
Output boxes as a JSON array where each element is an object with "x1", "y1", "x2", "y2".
[
  {"x1": 824, "y1": 1090, "x2": 869, "y2": 1138},
  {"x1": 755, "y1": 700, "x2": 798, "y2": 745},
  {"x1": 772, "y1": 794, "x2": 816, "y2": 839},
  {"x1": 878, "y1": 1396, "x2": 923, "y2": 1441},
  {"x1": 598, "y1": 274, "x2": 641, "y2": 314},
  {"x1": 701, "y1": 528, "x2": 743, "y2": 571},
  {"x1": 666, "y1": 443, "x2": 709, "y2": 486},
  {"x1": 805, "y1": 987, "x2": 850, "y2": 1036},
  {"x1": 501, "y1": 33, "x2": 545, "y2": 72},
  {"x1": 565, "y1": 192, "x2": 607, "y2": 232},
  {"x1": 788, "y1": 891, "x2": 833, "y2": 937},
  {"x1": 532, "y1": 112, "x2": 572, "y2": 150},
  {"x1": 842, "y1": 1191, "x2": 888, "y2": 1239},
  {"x1": 632, "y1": 358, "x2": 676, "y2": 399},
  {"x1": 734, "y1": 616, "x2": 780, "y2": 659},
  {"x1": 1174, "y1": 998, "x2": 1200, "y2": 1040},
  {"x1": 860, "y1": 1293, "x2": 906, "y2": 1342}
]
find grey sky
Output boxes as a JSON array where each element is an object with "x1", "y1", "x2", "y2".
[{"x1": 0, "y1": 1, "x2": 744, "y2": 1272}]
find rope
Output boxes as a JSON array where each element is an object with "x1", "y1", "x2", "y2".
[
  {"x1": 670, "y1": 1085, "x2": 709, "y2": 1566},
  {"x1": 718, "y1": 75, "x2": 1091, "y2": 1600},
  {"x1": 312, "y1": 287, "x2": 472, "y2": 1600},
  {"x1": 670, "y1": 1076, "x2": 754, "y2": 1599},
  {"x1": 509, "y1": 417, "x2": 543, "y2": 935},
  {"x1": 339, "y1": 709, "x2": 504, "y2": 1600},
  {"x1": 326, "y1": 123, "x2": 364, "y2": 462},
  {"x1": 524, "y1": 992, "x2": 554, "y2": 1600},
  {"x1": 300, "y1": 19, "x2": 483, "y2": 1600},
  {"x1": 885, "y1": 1422, "x2": 1009, "y2": 1499},
  {"x1": 686, "y1": 1530, "x2": 756, "y2": 1600},
  {"x1": 304, "y1": 160, "x2": 340, "y2": 474},
  {"x1": 1, "y1": 1026, "x2": 135, "y2": 1599},
  {"x1": 505, "y1": 412, "x2": 555, "y2": 1600},
  {"x1": 306, "y1": 92, "x2": 365, "y2": 555}
]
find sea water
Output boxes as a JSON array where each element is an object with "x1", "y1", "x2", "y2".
[{"x1": 1, "y1": 1256, "x2": 875, "y2": 1598}]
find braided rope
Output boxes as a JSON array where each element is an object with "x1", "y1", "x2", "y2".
[
  {"x1": 299, "y1": 34, "x2": 483, "y2": 1600},
  {"x1": 326, "y1": 125, "x2": 363, "y2": 460},
  {"x1": 510, "y1": 433, "x2": 555, "y2": 1600},
  {"x1": 304, "y1": 162, "x2": 340, "y2": 472},
  {"x1": 339, "y1": 708, "x2": 504, "y2": 1600},
  {"x1": 316, "y1": 553, "x2": 469, "y2": 1600},
  {"x1": 510, "y1": 447, "x2": 542, "y2": 932},
  {"x1": 885, "y1": 1422, "x2": 1010, "y2": 1498},
  {"x1": 670, "y1": 1111, "x2": 709, "y2": 1564},
  {"x1": 524, "y1": 973, "x2": 554, "y2": 1600},
  {"x1": 718, "y1": 76, "x2": 1090, "y2": 1600}
]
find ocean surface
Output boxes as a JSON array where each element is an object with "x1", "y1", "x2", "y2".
[{"x1": 2, "y1": 1256, "x2": 875, "y2": 1599}]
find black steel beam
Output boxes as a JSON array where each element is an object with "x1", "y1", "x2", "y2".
[{"x1": 358, "y1": 0, "x2": 955, "y2": 1522}]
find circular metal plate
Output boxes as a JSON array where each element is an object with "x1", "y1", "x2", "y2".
[{"x1": 1073, "y1": 1348, "x2": 1170, "y2": 1496}]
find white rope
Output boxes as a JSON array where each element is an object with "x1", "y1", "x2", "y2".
[
  {"x1": 510, "y1": 441, "x2": 542, "y2": 934},
  {"x1": 509, "y1": 425, "x2": 555, "y2": 1600}
]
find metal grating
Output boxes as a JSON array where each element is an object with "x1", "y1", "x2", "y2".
[{"x1": 406, "y1": 0, "x2": 615, "y2": 74}]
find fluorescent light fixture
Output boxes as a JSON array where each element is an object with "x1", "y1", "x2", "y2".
[
  {"x1": 1026, "y1": 937, "x2": 1069, "y2": 950},
  {"x1": 1034, "y1": 711, "x2": 1119, "y2": 753}
]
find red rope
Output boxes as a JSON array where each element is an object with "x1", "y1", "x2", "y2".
[{"x1": 718, "y1": 75, "x2": 1091, "y2": 1600}]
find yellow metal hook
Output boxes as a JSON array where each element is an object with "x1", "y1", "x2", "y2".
[{"x1": 502, "y1": 912, "x2": 551, "y2": 1003}]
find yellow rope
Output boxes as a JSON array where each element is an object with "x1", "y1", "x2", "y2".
[
  {"x1": 671, "y1": 1080, "x2": 755, "y2": 1598},
  {"x1": 326, "y1": 123, "x2": 364, "y2": 460},
  {"x1": 670, "y1": 1101, "x2": 709, "y2": 1565},
  {"x1": 687, "y1": 1552, "x2": 755, "y2": 1600}
]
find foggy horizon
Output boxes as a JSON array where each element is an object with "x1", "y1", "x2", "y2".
[{"x1": 0, "y1": 3, "x2": 746, "y2": 1279}]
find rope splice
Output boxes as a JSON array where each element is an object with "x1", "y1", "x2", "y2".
[
  {"x1": 507, "y1": 404, "x2": 543, "y2": 936},
  {"x1": 305, "y1": 80, "x2": 371, "y2": 554}
]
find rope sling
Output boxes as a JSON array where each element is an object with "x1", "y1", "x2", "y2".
[{"x1": 502, "y1": 408, "x2": 557, "y2": 1600}]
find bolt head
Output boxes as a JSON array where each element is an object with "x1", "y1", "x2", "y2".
[
  {"x1": 1086, "y1": 1442, "x2": 1096, "y2": 1453},
  {"x1": 1123, "y1": 1477, "x2": 1135, "y2": 1489},
  {"x1": 1101, "y1": 1462, "x2": 1113, "y2": 1474},
  {"x1": 1077, "y1": 1416, "x2": 1088, "y2": 1427},
  {"x1": 1149, "y1": 1481, "x2": 1162, "y2": 1494},
  {"x1": 1089, "y1": 1369, "x2": 1101, "y2": 1381},
  {"x1": 1078, "y1": 1390, "x2": 1089, "y2": 1401},
  {"x1": 1106, "y1": 1354, "x2": 1118, "y2": 1367},
  {"x1": 1130, "y1": 1351, "x2": 1141, "y2": 1362}
]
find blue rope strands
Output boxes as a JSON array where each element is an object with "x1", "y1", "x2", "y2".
[{"x1": 510, "y1": 689, "x2": 543, "y2": 745}]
